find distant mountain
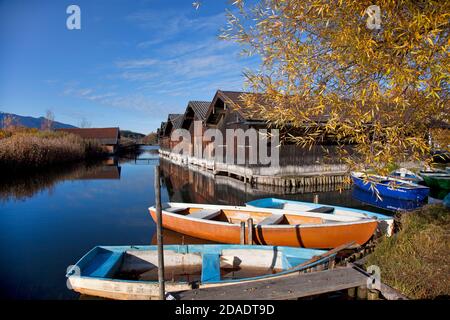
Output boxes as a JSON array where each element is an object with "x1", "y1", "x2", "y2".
[
  {"x1": 0, "y1": 112, "x2": 77, "y2": 129},
  {"x1": 120, "y1": 130, "x2": 146, "y2": 139}
]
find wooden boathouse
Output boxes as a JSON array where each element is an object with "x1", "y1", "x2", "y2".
[
  {"x1": 158, "y1": 90, "x2": 349, "y2": 187},
  {"x1": 56, "y1": 127, "x2": 121, "y2": 154}
]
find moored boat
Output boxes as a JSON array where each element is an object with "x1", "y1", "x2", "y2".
[
  {"x1": 66, "y1": 244, "x2": 338, "y2": 300},
  {"x1": 352, "y1": 187, "x2": 424, "y2": 212},
  {"x1": 148, "y1": 203, "x2": 378, "y2": 248},
  {"x1": 351, "y1": 171, "x2": 429, "y2": 201},
  {"x1": 419, "y1": 170, "x2": 450, "y2": 190},
  {"x1": 389, "y1": 168, "x2": 423, "y2": 184},
  {"x1": 245, "y1": 197, "x2": 394, "y2": 236}
]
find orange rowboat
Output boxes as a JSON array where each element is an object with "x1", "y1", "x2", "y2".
[{"x1": 149, "y1": 203, "x2": 378, "y2": 249}]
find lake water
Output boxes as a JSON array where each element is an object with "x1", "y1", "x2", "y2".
[{"x1": 0, "y1": 146, "x2": 396, "y2": 299}]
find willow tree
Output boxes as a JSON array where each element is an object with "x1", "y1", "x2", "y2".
[{"x1": 222, "y1": 0, "x2": 449, "y2": 174}]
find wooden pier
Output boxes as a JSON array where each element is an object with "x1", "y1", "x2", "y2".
[
  {"x1": 159, "y1": 150, "x2": 350, "y2": 188},
  {"x1": 173, "y1": 264, "x2": 407, "y2": 300}
]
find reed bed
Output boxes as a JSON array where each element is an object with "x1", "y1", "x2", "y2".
[
  {"x1": 366, "y1": 204, "x2": 450, "y2": 299},
  {"x1": 0, "y1": 129, "x2": 106, "y2": 170}
]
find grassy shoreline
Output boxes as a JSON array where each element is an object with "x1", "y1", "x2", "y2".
[
  {"x1": 366, "y1": 204, "x2": 450, "y2": 299},
  {"x1": 0, "y1": 128, "x2": 107, "y2": 171}
]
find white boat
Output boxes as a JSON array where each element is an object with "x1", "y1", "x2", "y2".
[{"x1": 67, "y1": 244, "x2": 339, "y2": 300}]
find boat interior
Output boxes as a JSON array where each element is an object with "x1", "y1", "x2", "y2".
[
  {"x1": 78, "y1": 246, "x2": 316, "y2": 284},
  {"x1": 161, "y1": 204, "x2": 366, "y2": 226},
  {"x1": 362, "y1": 174, "x2": 423, "y2": 189}
]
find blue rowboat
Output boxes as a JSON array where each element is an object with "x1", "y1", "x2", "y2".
[
  {"x1": 351, "y1": 171, "x2": 429, "y2": 201},
  {"x1": 352, "y1": 187, "x2": 424, "y2": 212},
  {"x1": 246, "y1": 197, "x2": 394, "y2": 236},
  {"x1": 66, "y1": 244, "x2": 338, "y2": 300},
  {"x1": 388, "y1": 168, "x2": 423, "y2": 184}
]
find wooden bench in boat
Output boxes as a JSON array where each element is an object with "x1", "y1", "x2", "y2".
[
  {"x1": 307, "y1": 206, "x2": 335, "y2": 214},
  {"x1": 283, "y1": 203, "x2": 335, "y2": 214},
  {"x1": 164, "y1": 207, "x2": 187, "y2": 213},
  {"x1": 258, "y1": 214, "x2": 284, "y2": 225},
  {"x1": 188, "y1": 209, "x2": 221, "y2": 220}
]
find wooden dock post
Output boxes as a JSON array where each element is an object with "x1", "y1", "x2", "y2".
[
  {"x1": 368, "y1": 289, "x2": 380, "y2": 300},
  {"x1": 154, "y1": 165, "x2": 165, "y2": 300},
  {"x1": 313, "y1": 194, "x2": 319, "y2": 204},
  {"x1": 240, "y1": 221, "x2": 246, "y2": 244},
  {"x1": 357, "y1": 285, "x2": 368, "y2": 300},
  {"x1": 347, "y1": 287, "x2": 356, "y2": 299},
  {"x1": 247, "y1": 218, "x2": 253, "y2": 245}
]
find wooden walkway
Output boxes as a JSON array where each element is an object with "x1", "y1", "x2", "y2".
[{"x1": 175, "y1": 266, "x2": 368, "y2": 300}]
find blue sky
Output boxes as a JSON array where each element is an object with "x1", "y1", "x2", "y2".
[{"x1": 0, "y1": 0, "x2": 259, "y2": 134}]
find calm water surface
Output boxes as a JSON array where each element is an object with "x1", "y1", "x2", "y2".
[{"x1": 0, "y1": 146, "x2": 393, "y2": 299}]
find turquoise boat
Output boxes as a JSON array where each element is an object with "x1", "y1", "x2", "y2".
[
  {"x1": 246, "y1": 197, "x2": 394, "y2": 236},
  {"x1": 66, "y1": 244, "x2": 336, "y2": 300}
]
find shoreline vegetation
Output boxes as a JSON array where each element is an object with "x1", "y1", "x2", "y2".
[
  {"x1": 366, "y1": 204, "x2": 450, "y2": 299},
  {"x1": 0, "y1": 128, "x2": 107, "y2": 171}
]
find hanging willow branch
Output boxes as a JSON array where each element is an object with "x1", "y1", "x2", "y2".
[{"x1": 222, "y1": 0, "x2": 449, "y2": 175}]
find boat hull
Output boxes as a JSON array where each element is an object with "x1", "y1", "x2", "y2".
[
  {"x1": 246, "y1": 197, "x2": 394, "y2": 236},
  {"x1": 351, "y1": 174, "x2": 429, "y2": 201},
  {"x1": 149, "y1": 208, "x2": 377, "y2": 249},
  {"x1": 67, "y1": 244, "x2": 332, "y2": 300},
  {"x1": 352, "y1": 187, "x2": 424, "y2": 212},
  {"x1": 422, "y1": 175, "x2": 450, "y2": 190}
]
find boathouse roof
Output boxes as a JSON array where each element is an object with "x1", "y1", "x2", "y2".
[
  {"x1": 181, "y1": 101, "x2": 211, "y2": 129},
  {"x1": 188, "y1": 101, "x2": 210, "y2": 120},
  {"x1": 56, "y1": 127, "x2": 120, "y2": 145},
  {"x1": 169, "y1": 114, "x2": 184, "y2": 130},
  {"x1": 162, "y1": 114, "x2": 184, "y2": 136},
  {"x1": 205, "y1": 90, "x2": 266, "y2": 125}
]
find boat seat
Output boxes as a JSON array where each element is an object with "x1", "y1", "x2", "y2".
[
  {"x1": 201, "y1": 253, "x2": 220, "y2": 283},
  {"x1": 188, "y1": 209, "x2": 221, "y2": 220},
  {"x1": 307, "y1": 206, "x2": 335, "y2": 214},
  {"x1": 86, "y1": 251, "x2": 123, "y2": 278},
  {"x1": 258, "y1": 214, "x2": 284, "y2": 225},
  {"x1": 164, "y1": 207, "x2": 187, "y2": 213}
]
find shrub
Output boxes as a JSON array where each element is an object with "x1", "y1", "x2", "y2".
[{"x1": 0, "y1": 130, "x2": 105, "y2": 170}]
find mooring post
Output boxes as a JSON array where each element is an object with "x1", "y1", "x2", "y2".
[
  {"x1": 154, "y1": 165, "x2": 165, "y2": 300},
  {"x1": 247, "y1": 218, "x2": 253, "y2": 245},
  {"x1": 367, "y1": 289, "x2": 380, "y2": 300},
  {"x1": 313, "y1": 194, "x2": 319, "y2": 204},
  {"x1": 357, "y1": 285, "x2": 368, "y2": 300},
  {"x1": 240, "y1": 221, "x2": 246, "y2": 245},
  {"x1": 347, "y1": 287, "x2": 356, "y2": 299}
]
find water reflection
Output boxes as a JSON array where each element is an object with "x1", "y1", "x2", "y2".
[
  {"x1": 0, "y1": 146, "x2": 394, "y2": 299},
  {"x1": 159, "y1": 158, "x2": 391, "y2": 214},
  {"x1": 0, "y1": 146, "x2": 160, "y2": 299}
]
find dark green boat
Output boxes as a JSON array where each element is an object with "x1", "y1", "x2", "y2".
[{"x1": 420, "y1": 170, "x2": 450, "y2": 190}]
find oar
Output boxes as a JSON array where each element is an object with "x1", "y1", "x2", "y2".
[{"x1": 286, "y1": 241, "x2": 357, "y2": 272}]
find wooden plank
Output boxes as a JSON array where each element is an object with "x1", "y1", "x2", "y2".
[
  {"x1": 308, "y1": 206, "x2": 335, "y2": 214},
  {"x1": 188, "y1": 209, "x2": 221, "y2": 220},
  {"x1": 165, "y1": 207, "x2": 187, "y2": 213},
  {"x1": 258, "y1": 214, "x2": 284, "y2": 225},
  {"x1": 175, "y1": 266, "x2": 368, "y2": 300}
]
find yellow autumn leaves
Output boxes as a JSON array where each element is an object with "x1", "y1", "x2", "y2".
[{"x1": 222, "y1": 0, "x2": 449, "y2": 173}]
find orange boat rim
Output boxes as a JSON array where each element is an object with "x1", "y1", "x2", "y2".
[{"x1": 148, "y1": 202, "x2": 378, "y2": 249}]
